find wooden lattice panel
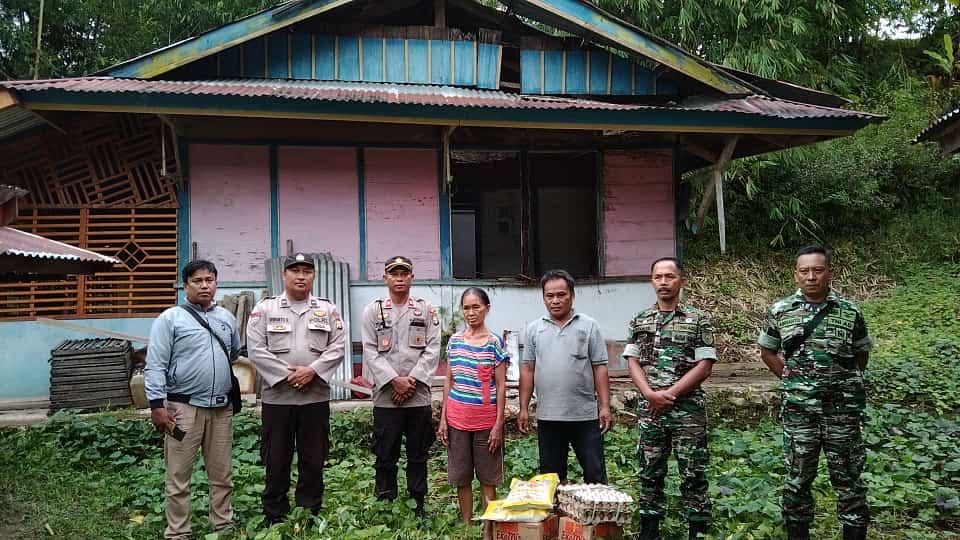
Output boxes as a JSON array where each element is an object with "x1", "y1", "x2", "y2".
[
  {"x1": 0, "y1": 113, "x2": 179, "y2": 208},
  {"x1": 2, "y1": 207, "x2": 178, "y2": 320},
  {"x1": 83, "y1": 209, "x2": 179, "y2": 315}
]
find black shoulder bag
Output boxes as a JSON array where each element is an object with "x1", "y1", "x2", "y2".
[
  {"x1": 782, "y1": 302, "x2": 835, "y2": 359},
  {"x1": 179, "y1": 305, "x2": 242, "y2": 414}
]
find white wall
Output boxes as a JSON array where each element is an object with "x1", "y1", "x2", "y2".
[{"x1": 348, "y1": 280, "x2": 654, "y2": 343}]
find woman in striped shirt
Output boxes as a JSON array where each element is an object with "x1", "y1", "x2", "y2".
[{"x1": 438, "y1": 287, "x2": 509, "y2": 533}]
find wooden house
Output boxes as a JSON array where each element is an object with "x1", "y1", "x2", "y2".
[{"x1": 0, "y1": 0, "x2": 881, "y2": 399}]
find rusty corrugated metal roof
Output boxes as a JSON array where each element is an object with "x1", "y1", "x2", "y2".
[
  {"x1": 679, "y1": 94, "x2": 881, "y2": 120},
  {"x1": 0, "y1": 227, "x2": 119, "y2": 264},
  {"x1": 0, "y1": 105, "x2": 47, "y2": 142},
  {"x1": 913, "y1": 105, "x2": 960, "y2": 143},
  {"x1": 2, "y1": 77, "x2": 880, "y2": 120}
]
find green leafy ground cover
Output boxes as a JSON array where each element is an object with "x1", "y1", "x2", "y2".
[
  {"x1": 1, "y1": 262, "x2": 957, "y2": 539},
  {"x1": 1, "y1": 400, "x2": 958, "y2": 539}
]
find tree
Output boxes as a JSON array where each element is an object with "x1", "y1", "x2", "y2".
[
  {"x1": 0, "y1": 0, "x2": 272, "y2": 80},
  {"x1": 593, "y1": 0, "x2": 957, "y2": 94}
]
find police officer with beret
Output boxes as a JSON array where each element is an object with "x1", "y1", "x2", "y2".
[
  {"x1": 247, "y1": 253, "x2": 347, "y2": 523},
  {"x1": 361, "y1": 255, "x2": 441, "y2": 519}
]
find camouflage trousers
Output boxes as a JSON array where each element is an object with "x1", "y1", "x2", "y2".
[
  {"x1": 636, "y1": 399, "x2": 711, "y2": 523},
  {"x1": 781, "y1": 403, "x2": 869, "y2": 527}
]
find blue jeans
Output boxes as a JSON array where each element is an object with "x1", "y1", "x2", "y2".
[{"x1": 537, "y1": 419, "x2": 607, "y2": 483}]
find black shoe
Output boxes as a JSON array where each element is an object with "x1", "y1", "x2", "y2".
[
  {"x1": 785, "y1": 521, "x2": 810, "y2": 540},
  {"x1": 842, "y1": 524, "x2": 867, "y2": 540},
  {"x1": 640, "y1": 516, "x2": 661, "y2": 540},
  {"x1": 413, "y1": 505, "x2": 428, "y2": 526},
  {"x1": 689, "y1": 521, "x2": 709, "y2": 539}
]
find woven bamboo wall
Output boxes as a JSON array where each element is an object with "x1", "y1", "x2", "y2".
[{"x1": 0, "y1": 113, "x2": 180, "y2": 320}]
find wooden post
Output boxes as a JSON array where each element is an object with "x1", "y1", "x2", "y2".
[
  {"x1": 693, "y1": 136, "x2": 738, "y2": 240},
  {"x1": 434, "y1": 0, "x2": 445, "y2": 28},
  {"x1": 441, "y1": 126, "x2": 456, "y2": 192},
  {"x1": 715, "y1": 166, "x2": 727, "y2": 254}
]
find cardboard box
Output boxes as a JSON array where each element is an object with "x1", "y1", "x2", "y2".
[
  {"x1": 558, "y1": 517, "x2": 623, "y2": 540},
  {"x1": 493, "y1": 515, "x2": 559, "y2": 540}
]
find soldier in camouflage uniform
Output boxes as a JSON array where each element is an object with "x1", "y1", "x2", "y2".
[
  {"x1": 759, "y1": 246, "x2": 871, "y2": 540},
  {"x1": 623, "y1": 257, "x2": 716, "y2": 540}
]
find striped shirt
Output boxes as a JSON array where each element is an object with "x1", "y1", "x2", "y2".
[{"x1": 444, "y1": 332, "x2": 510, "y2": 431}]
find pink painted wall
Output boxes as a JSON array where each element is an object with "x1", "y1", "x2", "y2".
[
  {"x1": 278, "y1": 147, "x2": 360, "y2": 279},
  {"x1": 190, "y1": 144, "x2": 271, "y2": 282},
  {"x1": 363, "y1": 148, "x2": 440, "y2": 279},
  {"x1": 603, "y1": 150, "x2": 675, "y2": 277}
]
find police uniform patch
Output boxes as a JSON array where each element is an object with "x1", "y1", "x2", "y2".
[
  {"x1": 271, "y1": 324, "x2": 287, "y2": 331},
  {"x1": 702, "y1": 332, "x2": 714, "y2": 346},
  {"x1": 315, "y1": 310, "x2": 326, "y2": 317}
]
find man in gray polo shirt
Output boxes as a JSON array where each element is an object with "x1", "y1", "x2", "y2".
[{"x1": 519, "y1": 269, "x2": 611, "y2": 483}]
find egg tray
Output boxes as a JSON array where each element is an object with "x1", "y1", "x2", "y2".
[{"x1": 556, "y1": 484, "x2": 634, "y2": 525}]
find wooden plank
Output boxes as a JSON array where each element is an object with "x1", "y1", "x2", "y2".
[
  {"x1": 477, "y1": 43, "x2": 500, "y2": 89},
  {"x1": 610, "y1": 55, "x2": 633, "y2": 95},
  {"x1": 219, "y1": 46, "x2": 242, "y2": 78},
  {"x1": 429, "y1": 39, "x2": 451, "y2": 85},
  {"x1": 385, "y1": 38, "x2": 405, "y2": 82},
  {"x1": 338, "y1": 35, "x2": 360, "y2": 81},
  {"x1": 407, "y1": 39, "x2": 429, "y2": 83},
  {"x1": 543, "y1": 50, "x2": 563, "y2": 94},
  {"x1": 267, "y1": 31, "x2": 289, "y2": 78},
  {"x1": 589, "y1": 51, "x2": 609, "y2": 95},
  {"x1": 315, "y1": 34, "x2": 336, "y2": 80},
  {"x1": 635, "y1": 65, "x2": 654, "y2": 95},
  {"x1": 37, "y1": 318, "x2": 149, "y2": 342},
  {"x1": 453, "y1": 40, "x2": 475, "y2": 86},
  {"x1": 694, "y1": 137, "x2": 739, "y2": 239},
  {"x1": 362, "y1": 37, "x2": 384, "y2": 83},
  {"x1": 520, "y1": 50, "x2": 541, "y2": 94},
  {"x1": 564, "y1": 50, "x2": 587, "y2": 94},
  {"x1": 243, "y1": 38, "x2": 266, "y2": 78}
]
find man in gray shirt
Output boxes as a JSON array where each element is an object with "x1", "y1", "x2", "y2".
[
  {"x1": 519, "y1": 269, "x2": 611, "y2": 483},
  {"x1": 145, "y1": 260, "x2": 240, "y2": 540}
]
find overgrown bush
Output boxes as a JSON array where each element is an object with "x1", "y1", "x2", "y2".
[{"x1": 687, "y1": 81, "x2": 960, "y2": 251}]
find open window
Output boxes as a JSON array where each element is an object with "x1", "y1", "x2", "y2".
[{"x1": 451, "y1": 151, "x2": 598, "y2": 279}]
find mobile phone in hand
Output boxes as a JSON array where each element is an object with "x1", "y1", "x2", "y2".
[{"x1": 167, "y1": 421, "x2": 187, "y2": 441}]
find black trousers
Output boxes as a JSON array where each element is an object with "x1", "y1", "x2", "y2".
[
  {"x1": 260, "y1": 401, "x2": 330, "y2": 520},
  {"x1": 537, "y1": 419, "x2": 608, "y2": 484},
  {"x1": 372, "y1": 406, "x2": 435, "y2": 501}
]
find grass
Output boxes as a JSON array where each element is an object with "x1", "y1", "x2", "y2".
[{"x1": 1, "y1": 399, "x2": 958, "y2": 539}]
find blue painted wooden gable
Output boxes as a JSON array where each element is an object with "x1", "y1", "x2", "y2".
[
  {"x1": 184, "y1": 29, "x2": 502, "y2": 89},
  {"x1": 520, "y1": 47, "x2": 678, "y2": 96}
]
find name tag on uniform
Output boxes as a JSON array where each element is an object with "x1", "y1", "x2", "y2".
[
  {"x1": 308, "y1": 317, "x2": 332, "y2": 332},
  {"x1": 270, "y1": 324, "x2": 290, "y2": 332}
]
